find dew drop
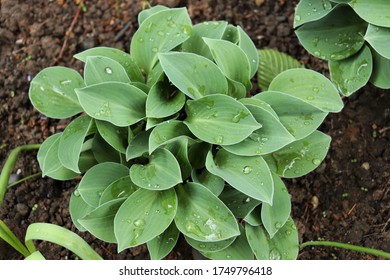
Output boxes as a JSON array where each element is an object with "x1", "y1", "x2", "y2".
[
  {"x1": 242, "y1": 166, "x2": 253, "y2": 174},
  {"x1": 269, "y1": 248, "x2": 281, "y2": 260},
  {"x1": 285, "y1": 230, "x2": 292, "y2": 236},
  {"x1": 73, "y1": 189, "x2": 80, "y2": 197},
  {"x1": 295, "y1": 15, "x2": 301, "y2": 22},
  {"x1": 306, "y1": 96, "x2": 315, "y2": 101},
  {"x1": 215, "y1": 135, "x2": 224, "y2": 144},
  {"x1": 312, "y1": 158, "x2": 321, "y2": 165},
  {"x1": 152, "y1": 47, "x2": 158, "y2": 53},
  {"x1": 275, "y1": 222, "x2": 282, "y2": 229},
  {"x1": 105, "y1": 67, "x2": 113, "y2": 74},
  {"x1": 133, "y1": 219, "x2": 146, "y2": 228},
  {"x1": 138, "y1": 37, "x2": 144, "y2": 43},
  {"x1": 313, "y1": 87, "x2": 319, "y2": 93}
]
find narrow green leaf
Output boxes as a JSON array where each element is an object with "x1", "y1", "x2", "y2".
[
  {"x1": 293, "y1": 0, "x2": 333, "y2": 28},
  {"x1": 147, "y1": 222, "x2": 180, "y2": 260},
  {"x1": 350, "y1": 0, "x2": 390, "y2": 28},
  {"x1": 159, "y1": 52, "x2": 228, "y2": 99},
  {"x1": 245, "y1": 217, "x2": 299, "y2": 260},
  {"x1": 0, "y1": 220, "x2": 30, "y2": 257},
  {"x1": 329, "y1": 45, "x2": 373, "y2": 96},
  {"x1": 364, "y1": 24, "x2": 390, "y2": 59},
  {"x1": 130, "y1": 148, "x2": 182, "y2": 190},
  {"x1": 261, "y1": 174, "x2": 291, "y2": 238},
  {"x1": 96, "y1": 120, "x2": 128, "y2": 154},
  {"x1": 205, "y1": 149, "x2": 274, "y2": 204},
  {"x1": 370, "y1": 47, "x2": 390, "y2": 89},
  {"x1": 263, "y1": 130, "x2": 331, "y2": 178},
  {"x1": 76, "y1": 82, "x2": 147, "y2": 127},
  {"x1": 131, "y1": 8, "x2": 192, "y2": 73},
  {"x1": 174, "y1": 182, "x2": 240, "y2": 242},
  {"x1": 184, "y1": 94, "x2": 261, "y2": 145},
  {"x1": 77, "y1": 162, "x2": 129, "y2": 207},
  {"x1": 114, "y1": 188, "x2": 177, "y2": 251},
  {"x1": 269, "y1": 68, "x2": 343, "y2": 113},
  {"x1": 29, "y1": 67, "x2": 84, "y2": 119}
]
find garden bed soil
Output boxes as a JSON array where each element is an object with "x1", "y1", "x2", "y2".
[{"x1": 0, "y1": 0, "x2": 389, "y2": 260}]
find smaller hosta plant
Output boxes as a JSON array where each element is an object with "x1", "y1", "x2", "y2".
[
  {"x1": 294, "y1": 0, "x2": 390, "y2": 96},
  {"x1": 29, "y1": 5, "x2": 343, "y2": 260}
]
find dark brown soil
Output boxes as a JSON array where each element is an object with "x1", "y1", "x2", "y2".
[{"x1": 1, "y1": 0, "x2": 389, "y2": 260}]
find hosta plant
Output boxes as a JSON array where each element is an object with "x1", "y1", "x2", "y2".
[
  {"x1": 28, "y1": 5, "x2": 343, "y2": 260},
  {"x1": 294, "y1": 0, "x2": 390, "y2": 96}
]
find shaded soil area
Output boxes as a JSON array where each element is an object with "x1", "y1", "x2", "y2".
[{"x1": 0, "y1": 0, "x2": 389, "y2": 260}]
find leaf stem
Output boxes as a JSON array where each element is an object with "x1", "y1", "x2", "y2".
[
  {"x1": 300, "y1": 240, "x2": 390, "y2": 259},
  {"x1": 6, "y1": 172, "x2": 42, "y2": 189}
]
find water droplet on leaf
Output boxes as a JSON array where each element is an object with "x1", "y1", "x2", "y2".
[
  {"x1": 242, "y1": 166, "x2": 253, "y2": 174},
  {"x1": 105, "y1": 67, "x2": 113, "y2": 74}
]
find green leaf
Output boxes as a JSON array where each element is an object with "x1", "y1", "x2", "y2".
[
  {"x1": 0, "y1": 220, "x2": 30, "y2": 257},
  {"x1": 245, "y1": 217, "x2": 299, "y2": 260},
  {"x1": 188, "y1": 141, "x2": 212, "y2": 169},
  {"x1": 25, "y1": 223, "x2": 102, "y2": 260},
  {"x1": 174, "y1": 182, "x2": 239, "y2": 242},
  {"x1": 130, "y1": 148, "x2": 182, "y2": 190},
  {"x1": 69, "y1": 187, "x2": 95, "y2": 232},
  {"x1": 222, "y1": 24, "x2": 239, "y2": 43},
  {"x1": 219, "y1": 186, "x2": 261, "y2": 218},
  {"x1": 269, "y1": 68, "x2": 343, "y2": 113},
  {"x1": 329, "y1": 45, "x2": 373, "y2": 96},
  {"x1": 244, "y1": 206, "x2": 262, "y2": 227},
  {"x1": 79, "y1": 198, "x2": 125, "y2": 243},
  {"x1": 147, "y1": 222, "x2": 179, "y2": 260},
  {"x1": 37, "y1": 133, "x2": 79, "y2": 180},
  {"x1": 226, "y1": 78, "x2": 247, "y2": 99},
  {"x1": 201, "y1": 225, "x2": 254, "y2": 260},
  {"x1": 95, "y1": 120, "x2": 128, "y2": 154},
  {"x1": 58, "y1": 115, "x2": 94, "y2": 173},
  {"x1": 364, "y1": 24, "x2": 390, "y2": 60},
  {"x1": 184, "y1": 94, "x2": 261, "y2": 145},
  {"x1": 185, "y1": 235, "x2": 236, "y2": 253},
  {"x1": 237, "y1": 26, "x2": 259, "y2": 79},
  {"x1": 295, "y1": 5, "x2": 367, "y2": 60},
  {"x1": 29, "y1": 66, "x2": 84, "y2": 119},
  {"x1": 204, "y1": 38, "x2": 251, "y2": 90},
  {"x1": 293, "y1": 0, "x2": 333, "y2": 28},
  {"x1": 350, "y1": 0, "x2": 390, "y2": 28},
  {"x1": 77, "y1": 162, "x2": 129, "y2": 207},
  {"x1": 261, "y1": 174, "x2": 291, "y2": 238},
  {"x1": 146, "y1": 80, "x2": 186, "y2": 118},
  {"x1": 159, "y1": 52, "x2": 228, "y2": 99},
  {"x1": 126, "y1": 130, "x2": 151, "y2": 161},
  {"x1": 84, "y1": 56, "x2": 130, "y2": 86},
  {"x1": 131, "y1": 8, "x2": 192, "y2": 73},
  {"x1": 191, "y1": 168, "x2": 225, "y2": 196},
  {"x1": 370, "y1": 48, "x2": 390, "y2": 89},
  {"x1": 138, "y1": 5, "x2": 169, "y2": 25},
  {"x1": 99, "y1": 176, "x2": 139, "y2": 205},
  {"x1": 205, "y1": 149, "x2": 274, "y2": 204},
  {"x1": 76, "y1": 82, "x2": 147, "y2": 127},
  {"x1": 263, "y1": 130, "x2": 331, "y2": 178},
  {"x1": 114, "y1": 188, "x2": 177, "y2": 251},
  {"x1": 257, "y1": 49, "x2": 303, "y2": 91},
  {"x1": 74, "y1": 47, "x2": 144, "y2": 83},
  {"x1": 91, "y1": 132, "x2": 121, "y2": 163},
  {"x1": 223, "y1": 103, "x2": 295, "y2": 156},
  {"x1": 254, "y1": 91, "x2": 328, "y2": 140},
  {"x1": 181, "y1": 21, "x2": 228, "y2": 59},
  {"x1": 164, "y1": 137, "x2": 194, "y2": 180},
  {"x1": 149, "y1": 120, "x2": 193, "y2": 154}
]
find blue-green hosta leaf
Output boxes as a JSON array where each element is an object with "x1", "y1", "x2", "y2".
[
  {"x1": 77, "y1": 162, "x2": 129, "y2": 207},
  {"x1": 219, "y1": 186, "x2": 262, "y2": 218},
  {"x1": 130, "y1": 148, "x2": 182, "y2": 190},
  {"x1": 37, "y1": 133, "x2": 79, "y2": 180},
  {"x1": 75, "y1": 82, "x2": 147, "y2": 127},
  {"x1": 95, "y1": 120, "x2": 129, "y2": 154},
  {"x1": 184, "y1": 94, "x2": 261, "y2": 145},
  {"x1": 146, "y1": 81, "x2": 186, "y2": 118},
  {"x1": 164, "y1": 137, "x2": 194, "y2": 180},
  {"x1": 204, "y1": 38, "x2": 251, "y2": 90},
  {"x1": 84, "y1": 56, "x2": 130, "y2": 86},
  {"x1": 181, "y1": 21, "x2": 228, "y2": 59},
  {"x1": 295, "y1": 5, "x2": 367, "y2": 61},
  {"x1": 131, "y1": 8, "x2": 192, "y2": 73},
  {"x1": 138, "y1": 5, "x2": 169, "y2": 25},
  {"x1": 263, "y1": 130, "x2": 331, "y2": 178},
  {"x1": 293, "y1": 0, "x2": 333, "y2": 28},
  {"x1": 58, "y1": 115, "x2": 94, "y2": 173},
  {"x1": 126, "y1": 130, "x2": 151, "y2": 161},
  {"x1": 201, "y1": 225, "x2": 254, "y2": 260},
  {"x1": 174, "y1": 182, "x2": 240, "y2": 242},
  {"x1": 350, "y1": 0, "x2": 390, "y2": 28},
  {"x1": 74, "y1": 47, "x2": 144, "y2": 83},
  {"x1": 146, "y1": 114, "x2": 179, "y2": 130},
  {"x1": 114, "y1": 188, "x2": 177, "y2": 251},
  {"x1": 29, "y1": 67, "x2": 84, "y2": 119},
  {"x1": 70, "y1": 186, "x2": 94, "y2": 232},
  {"x1": 237, "y1": 26, "x2": 259, "y2": 79},
  {"x1": 370, "y1": 48, "x2": 390, "y2": 89},
  {"x1": 244, "y1": 206, "x2": 262, "y2": 227},
  {"x1": 257, "y1": 49, "x2": 303, "y2": 91},
  {"x1": 191, "y1": 168, "x2": 225, "y2": 196},
  {"x1": 364, "y1": 24, "x2": 390, "y2": 60},
  {"x1": 188, "y1": 142, "x2": 212, "y2": 169},
  {"x1": 146, "y1": 62, "x2": 164, "y2": 88},
  {"x1": 159, "y1": 52, "x2": 228, "y2": 99},
  {"x1": 147, "y1": 222, "x2": 180, "y2": 260},
  {"x1": 329, "y1": 45, "x2": 373, "y2": 96},
  {"x1": 269, "y1": 68, "x2": 343, "y2": 113},
  {"x1": 223, "y1": 104, "x2": 295, "y2": 156},
  {"x1": 261, "y1": 174, "x2": 291, "y2": 238},
  {"x1": 222, "y1": 24, "x2": 239, "y2": 43},
  {"x1": 226, "y1": 78, "x2": 247, "y2": 99},
  {"x1": 149, "y1": 120, "x2": 193, "y2": 154},
  {"x1": 240, "y1": 97, "x2": 279, "y2": 119},
  {"x1": 205, "y1": 149, "x2": 274, "y2": 204},
  {"x1": 78, "y1": 198, "x2": 125, "y2": 243},
  {"x1": 185, "y1": 235, "x2": 236, "y2": 253},
  {"x1": 254, "y1": 91, "x2": 328, "y2": 140},
  {"x1": 91, "y1": 132, "x2": 121, "y2": 163},
  {"x1": 245, "y1": 217, "x2": 299, "y2": 260},
  {"x1": 99, "y1": 176, "x2": 139, "y2": 205}
]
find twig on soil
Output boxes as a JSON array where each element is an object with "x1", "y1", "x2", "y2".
[
  {"x1": 347, "y1": 203, "x2": 357, "y2": 216},
  {"x1": 378, "y1": 126, "x2": 390, "y2": 134},
  {"x1": 114, "y1": 21, "x2": 133, "y2": 42}
]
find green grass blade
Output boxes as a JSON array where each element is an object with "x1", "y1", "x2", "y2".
[{"x1": 0, "y1": 220, "x2": 31, "y2": 257}]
